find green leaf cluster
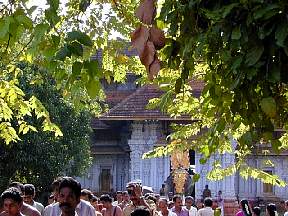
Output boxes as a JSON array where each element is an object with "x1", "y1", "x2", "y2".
[
  {"x1": 143, "y1": 0, "x2": 288, "y2": 186},
  {"x1": 0, "y1": 64, "x2": 92, "y2": 193}
]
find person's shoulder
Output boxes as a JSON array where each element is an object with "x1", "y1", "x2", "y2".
[
  {"x1": 0, "y1": 211, "x2": 7, "y2": 216},
  {"x1": 115, "y1": 205, "x2": 122, "y2": 211},
  {"x1": 182, "y1": 207, "x2": 189, "y2": 212},
  {"x1": 80, "y1": 199, "x2": 94, "y2": 208},
  {"x1": 198, "y1": 208, "x2": 205, "y2": 213},
  {"x1": 169, "y1": 211, "x2": 177, "y2": 216},
  {"x1": 284, "y1": 212, "x2": 288, "y2": 216},
  {"x1": 96, "y1": 211, "x2": 103, "y2": 216},
  {"x1": 35, "y1": 201, "x2": 44, "y2": 207},
  {"x1": 191, "y1": 206, "x2": 197, "y2": 211},
  {"x1": 22, "y1": 203, "x2": 41, "y2": 216}
]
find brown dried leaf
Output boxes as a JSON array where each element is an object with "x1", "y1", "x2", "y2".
[
  {"x1": 140, "y1": 41, "x2": 155, "y2": 68},
  {"x1": 148, "y1": 56, "x2": 160, "y2": 80},
  {"x1": 135, "y1": 0, "x2": 156, "y2": 25},
  {"x1": 131, "y1": 25, "x2": 149, "y2": 55},
  {"x1": 150, "y1": 26, "x2": 165, "y2": 49}
]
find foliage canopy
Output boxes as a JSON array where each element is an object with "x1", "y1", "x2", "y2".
[
  {"x1": 1, "y1": 0, "x2": 288, "y2": 187},
  {"x1": 0, "y1": 64, "x2": 92, "y2": 193}
]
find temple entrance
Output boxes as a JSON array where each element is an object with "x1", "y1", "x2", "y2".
[{"x1": 100, "y1": 168, "x2": 112, "y2": 192}]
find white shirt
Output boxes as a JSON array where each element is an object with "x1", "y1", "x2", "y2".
[
  {"x1": 51, "y1": 200, "x2": 96, "y2": 216},
  {"x1": 159, "y1": 210, "x2": 177, "y2": 216},
  {"x1": 284, "y1": 212, "x2": 288, "y2": 216},
  {"x1": 197, "y1": 207, "x2": 214, "y2": 216},
  {"x1": 184, "y1": 206, "x2": 197, "y2": 216},
  {"x1": 32, "y1": 201, "x2": 45, "y2": 215}
]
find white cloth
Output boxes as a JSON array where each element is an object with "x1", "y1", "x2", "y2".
[
  {"x1": 32, "y1": 201, "x2": 45, "y2": 215},
  {"x1": 43, "y1": 204, "x2": 54, "y2": 216},
  {"x1": 159, "y1": 211, "x2": 177, "y2": 216},
  {"x1": 184, "y1": 207, "x2": 197, "y2": 216},
  {"x1": 197, "y1": 207, "x2": 214, "y2": 216},
  {"x1": 284, "y1": 212, "x2": 288, "y2": 216},
  {"x1": 51, "y1": 200, "x2": 96, "y2": 216}
]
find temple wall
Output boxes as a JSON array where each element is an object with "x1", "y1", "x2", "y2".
[
  {"x1": 76, "y1": 152, "x2": 129, "y2": 192},
  {"x1": 237, "y1": 155, "x2": 288, "y2": 200},
  {"x1": 128, "y1": 121, "x2": 170, "y2": 193}
]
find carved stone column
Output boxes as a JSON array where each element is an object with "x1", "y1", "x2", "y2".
[{"x1": 128, "y1": 122, "x2": 145, "y2": 181}]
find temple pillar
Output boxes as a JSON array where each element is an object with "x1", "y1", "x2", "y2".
[{"x1": 128, "y1": 121, "x2": 170, "y2": 192}]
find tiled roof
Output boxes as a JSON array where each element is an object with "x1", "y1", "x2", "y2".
[
  {"x1": 105, "y1": 90, "x2": 134, "y2": 107},
  {"x1": 99, "y1": 83, "x2": 203, "y2": 120}
]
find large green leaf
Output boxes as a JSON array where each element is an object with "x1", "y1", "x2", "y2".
[
  {"x1": 66, "y1": 31, "x2": 93, "y2": 47},
  {"x1": 0, "y1": 17, "x2": 11, "y2": 39},
  {"x1": 245, "y1": 44, "x2": 264, "y2": 66},
  {"x1": 85, "y1": 78, "x2": 100, "y2": 98},
  {"x1": 68, "y1": 41, "x2": 83, "y2": 57},
  {"x1": 55, "y1": 45, "x2": 71, "y2": 61},
  {"x1": 83, "y1": 60, "x2": 101, "y2": 78},
  {"x1": 231, "y1": 26, "x2": 241, "y2": 40},
  {"x1": 275, "y1": 23, "x2": 288, "y2": 47},
  {"x1": 260, "y1": 97, "x2": 276, "y2": 118}
]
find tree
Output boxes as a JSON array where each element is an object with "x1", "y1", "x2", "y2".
[
  {"x1": 134, "y1": 0, "x2": 288, "y2": 187},
  {"x1": 0, "y1": 64, "x2": 92, "y2": 193},
  {"x1": 0, "y1": 0, "x2": 143, "y2": 144},
  {"x1": 1, "y1": 0, "x2": 288, "y2": 188}
]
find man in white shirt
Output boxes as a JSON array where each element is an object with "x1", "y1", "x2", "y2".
[
  {"x1": 52, "y1": 177, "x2": 96, "y2": 216},
  {"x1": 197, "y1": 198, "x2": 213, "y2": 216},
  {"x1": 23, "y1": 184, "x2": 45, "y2": 215},
  {"x1": 184, "y1": 197, "x2": 197, "y2": 216},
  {"x1": 158, "y1": 198, "x2": 177, "y2": 216}
]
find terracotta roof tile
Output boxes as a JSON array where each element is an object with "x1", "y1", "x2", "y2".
[
  {"x1": 99, "y1": 84, "x2": 202, "y2": 120},
  {"x1": 105, "y1": 90, "x2": 134, "y2": 107}
]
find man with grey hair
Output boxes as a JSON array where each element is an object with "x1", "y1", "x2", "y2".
[{"x1": 158, "y1": 198, "x2": 176, "y2": 216}]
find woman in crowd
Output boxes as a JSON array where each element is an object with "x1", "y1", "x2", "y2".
[
  {"x1": 236, "y1": 199, "x2": 252, "y2": 216},
  {"x1": 266, "y1": 203, "x2": 278, "y2": 216},
  {"x1": 252, "y1": 207, "x2": 260, "y2": 216}
]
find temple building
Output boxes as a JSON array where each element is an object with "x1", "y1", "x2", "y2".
[{"x1": 76, "y1": 73, "x2": 288, "y2": 210}]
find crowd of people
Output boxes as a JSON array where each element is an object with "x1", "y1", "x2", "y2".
[{"x1": 0, "y1": 177, "x2": 288, "y2": 216}]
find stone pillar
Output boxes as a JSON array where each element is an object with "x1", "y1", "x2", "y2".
[
  {"x1": 128, "y1": 122, "x2": 145, "y2": 181},
  {"x1": 128, "y1": 121, "x2": 170, "y2": 192}
]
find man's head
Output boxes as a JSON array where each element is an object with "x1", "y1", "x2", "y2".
[
  {"x1": 1, "y1": 187, "x2": 23, "y2": 216},
  {"x1": 99, "y1": 194, "x2": 112, "y2": 209},
  {"x1": 126, "y1": 181, "x2": 142, "y2": 204},
  {"x1": 23, "y1": 184, "x2": 35, "y2": 205},
  {"x1": 58, "y1": 177, "x2": 81, "y2": 215},
  {"x1": 80, "y1": 189, "x2": 92, "y2": 201},
  {"x1": 8, "y1": 182, "x2": 24, "y2": 195},
  {"x1": 158, "y1": 198, "x2": 168, "y2": 210},
  {"x1": 173, "y1": 195, "x2": 182, "y2": 208},
  {"x1": 218, "y1": 190, "x2": 222, "y2": 195},
  {"x1": 122, "y1": 191, "x2": 129, "y2": 202},
  {"x1": 116, "y1": 191, "x2": 123, "y2": 202},
  {"x1": 185, "y1": 196, "x2": 194, "y2": 209},
  {"x1": 90, "y1": 196, "x2": 99, "y2": 209},
  {"x1": 205, "y1": 185, "x2": 209, "y2": 189},
  {"x1": 204, "y1": 197, "x2": 213, "y2": 207}
]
